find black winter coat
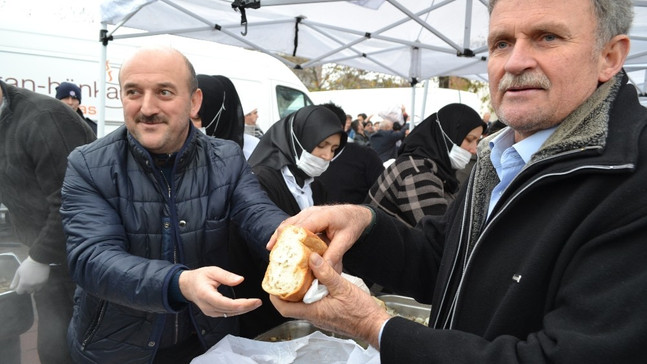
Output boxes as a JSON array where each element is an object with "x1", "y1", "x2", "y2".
[
  {"x1": 346, "y1": 73, "x2": 647, "y2": 363},
  {"x1": 0, "y1": 81, "x2": 95, "y2": 265}
]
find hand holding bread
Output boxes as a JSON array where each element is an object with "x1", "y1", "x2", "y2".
[
  {"x1": 262, "y1": 225, "x2": 328, "y2": 302},
  {"x1": 266, "y1": 205, "x2": 374, "y2": 274},
  {"x1": 268, "y1": 243, "x2": 391, "y2": 350}
]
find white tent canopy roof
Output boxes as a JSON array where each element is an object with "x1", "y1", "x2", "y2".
[{"x1": 100, "y1": 0, "x2": 647, "y2": 84}]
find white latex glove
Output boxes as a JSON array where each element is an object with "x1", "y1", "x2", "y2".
[{"x1": 10, "y1": 256, "x2": 51, "y2": 294}]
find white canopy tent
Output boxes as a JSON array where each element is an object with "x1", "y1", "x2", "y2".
[{"x1": 97, "y1": 0, "x2": 647, "y2": 135}]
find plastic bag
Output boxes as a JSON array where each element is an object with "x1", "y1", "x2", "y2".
[{"x1": 190, "y1": 331, "x2": 380, "y2": 364}]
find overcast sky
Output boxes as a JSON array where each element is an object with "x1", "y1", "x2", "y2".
[{"x1": 0, "y1": 0, "x2": 100, "y2": 23}]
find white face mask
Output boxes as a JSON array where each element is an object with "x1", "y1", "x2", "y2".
[
  {"x1": 436, "y1": 115, "x2": 472, "y2": 170},
  {"x1": 296, "y1": 149, "x2": 330, "y2": 177},
  {"x1": 447, "y1": 144, "x2": 472, "y2": 170},
  {"x1": 290, "y1": 115, "x2": 330, "y2": 177}
]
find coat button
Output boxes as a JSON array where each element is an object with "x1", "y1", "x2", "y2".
[
  {"x1": 179, "y1": 220, "x2": 187, "y2": 228},
  {"x1": 148, "y1": 341, "x2": 156, "y2": 347},
  {"x1": 163, "y1": 222, "x2": 170, "y2": 229}
]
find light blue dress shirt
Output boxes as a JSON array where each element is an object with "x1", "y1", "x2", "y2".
[{"x1": 487, "y1": 126, "x2": 557, "y2": 217}]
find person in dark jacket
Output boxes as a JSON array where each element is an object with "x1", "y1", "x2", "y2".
[
  {"x1": 55, "y1": 81, "x2": 98, "y2": 135},
  {"x1": 0, "y1": 80, "x2": 95, "y2": 364},
  {"x1": 350, "y1": 119, "x2": 371, "y2": 147},
  {"x1": 366, "y1": 103, "x2": 486, "y2": 227},
  {"x1": 60, "y1": 46, "x2": 288, "y2": 364},
  {"x1": 369, "y1": 118, "x2": 407, "y2": 162},
  {"x1": 267, "y1": 1, "x2": 647, "y2": 363},
  {"x1": 318, "y1": 102, "x2": 385, "y2": 205}
]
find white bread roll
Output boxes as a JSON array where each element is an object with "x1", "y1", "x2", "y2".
[{"x1": 262, "y1": 225, "x2": 328, "y2": 302}]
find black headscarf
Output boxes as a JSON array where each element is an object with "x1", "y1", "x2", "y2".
[
  {"x1": 397, "y1": 103, "x2": 485, "y2": 191},
  {"x1": 248, "y1": 105, "x2": 347, "y2": 183},
  {"x1": 196, "y1": 74, "x2": 245, "y2": 147}
]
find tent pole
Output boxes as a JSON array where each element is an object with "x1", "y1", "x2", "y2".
[
  {"x1": 98, "y1": 23, "x2": 108, "y2": 138},
  {"x1": 422, "y1": 79, "x2": 430, "y2": 124},
  {"x1": 410, "y1": 85, "x2": 415, "y2": 130}
]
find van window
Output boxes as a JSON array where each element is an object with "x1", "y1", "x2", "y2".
[{"x1": 276, "y1": 85, "x2": 313, "y2": 119}]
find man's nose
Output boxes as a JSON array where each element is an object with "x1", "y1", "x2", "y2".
[
  {"x1": 139, "y1": 92, "x2": 159, "y2": 116},
  {"x1": 504, "y1": 39, "x2": 538, "y2": 75}
]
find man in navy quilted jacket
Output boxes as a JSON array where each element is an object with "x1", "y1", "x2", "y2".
[{"x1": 60, "y1": 46, "x2": 288, "y2": 364}]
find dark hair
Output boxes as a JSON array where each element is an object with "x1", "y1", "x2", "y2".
[
  {"x1": 358, "y1": 113, "x2": 368, "y2": 120},
  {"x1": 320, "y1": 102, "x2": 346, "y2": 128},
  {"x1": 350, "y1": 119, "x2": 361, "y2": 133}
]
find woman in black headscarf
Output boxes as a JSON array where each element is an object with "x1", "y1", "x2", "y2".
[
  {"x1": 365, "y1": 103, "x2": 486, "y2": 227},
  {"x1": 192, "y1": 74, "x2": 259, "y2": 159},
  {"x1": 231, "y1": 105, "x2": 346, "y2": 339},
  {"x1": 248, "y1": 104, "x2": 347, "y2": 215}
]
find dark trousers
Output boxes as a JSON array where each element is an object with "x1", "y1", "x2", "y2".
[
  {"x1": 0, "y1": 336, "x2": 21, "y2": 364},
  {"x1": 33, "y1": 265, "x2": 75, "y2": 364}
]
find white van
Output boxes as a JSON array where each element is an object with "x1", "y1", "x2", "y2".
[{"x1": 0, "y1": 20, "x2": 313, "y2": 136}]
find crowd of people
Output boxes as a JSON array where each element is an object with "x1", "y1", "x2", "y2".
[{"x1": 1, "y1": 0, "x2": 645, "y2": 363}]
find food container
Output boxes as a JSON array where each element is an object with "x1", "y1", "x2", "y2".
[
  {"x1": 0, "y1": 253, "x2": 34, "y2": 339},
  {"x1": 377, "y1": 294, "x2": 431, "y2": 326},
  {"x1": 254, "y1": 295, "x2": 431, "y2": 349},
  {"x1": 255, "y1": 320, "x2": 368, "y2": 348}
]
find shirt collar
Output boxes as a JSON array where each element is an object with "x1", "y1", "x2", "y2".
[
  {"x1": 490, "y1": 125, "x2": 558, "y2": 167},
  {"x1": 281, "y1": 166, "x2": 314, "y2": 189}
]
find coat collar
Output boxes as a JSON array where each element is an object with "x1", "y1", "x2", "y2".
[
  {"x1": 467, "y1": 71, "x2": 641, "y2": 251},
  {"x1": 127, "y1": 122, "x2": 200, "y2": 173}
]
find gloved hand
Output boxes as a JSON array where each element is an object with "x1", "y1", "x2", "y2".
[{"x1": 10, "y1": 256, "x2": 51, "y2": 294}]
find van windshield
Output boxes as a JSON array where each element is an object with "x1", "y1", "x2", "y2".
[{"x1": 276, "y1": 85, "x2": 313, "y2": 119}]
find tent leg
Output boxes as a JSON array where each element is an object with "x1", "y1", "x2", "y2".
[{"x1": 98, "y1": 23, "x2": 107, "y2": 138}]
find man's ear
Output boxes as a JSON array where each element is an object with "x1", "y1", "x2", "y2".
[
  {"x1": 191, "y1": 88, "x2": 203, "y2": 119},
  {"x1": 598, "y1": 34, "x2": 630, "y2": 83}
]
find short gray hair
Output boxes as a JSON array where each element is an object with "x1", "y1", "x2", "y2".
[{"x1": 487, "y1": 0, "x2": 634, "y2": 50}]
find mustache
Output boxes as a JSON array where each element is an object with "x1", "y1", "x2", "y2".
[
  {"x1": 498, "y1": 72, "x2": 551, "y2": 92},
  {"x1": 135, "y1": 114, "x2": 165, "y2": 124}
]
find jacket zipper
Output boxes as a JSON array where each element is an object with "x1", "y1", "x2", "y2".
[
  {"x1": 153, "y1": 159, "x2": 181, "y2": 344},
  {"x1": 162, "y1": 167, "x2": 180, "y2": 344},
  {"x1": 438, "y1": 147, "x2": 634, "y2": 329},
  {"x1": 81, "y1": 300, "x2": 108, "y2": 350},
  {"x1": 433, "y1": 175, "x2": 473, "y2": 329}
]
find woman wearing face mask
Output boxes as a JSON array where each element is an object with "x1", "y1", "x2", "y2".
[
  {"x1": 248, "y1": 105, "x2": 346, "y2": 215},
  {"x1": 232, "y1": 105, "x2": 345, "y2": 338},
  {"x1": 365, "y1": 103, "x2": 486, "y2": 227}
]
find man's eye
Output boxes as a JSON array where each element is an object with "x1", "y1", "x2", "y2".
[
  {"x1": 543, "y1": 34, "x2": 557, "y2": 42},
  {"x1": 495, "y1": 41, "x2": 509, "y2": 50},
  {"x1": 160, "y1": 90, "x2": 172, "y2": 96}
]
